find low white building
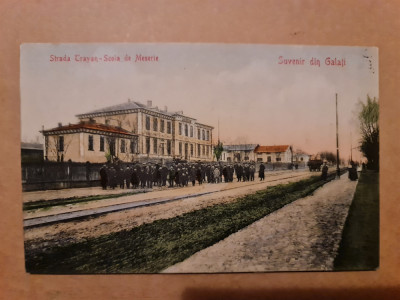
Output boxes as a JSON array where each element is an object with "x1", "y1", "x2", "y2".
[
  {"x1": 254, "y1": 145, "x2": 293, "y2": 163},
  {"x1": 221, "y1": 144, "x2": 258, "y2": 162},
  {"x1": 293, "y1": 150, "x2": 310, "y2": 164}
]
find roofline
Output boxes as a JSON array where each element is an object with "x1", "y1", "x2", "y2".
[
  {"x1": 195, "y1": 122, "x2": 214, "y2": 129},
  {"x1": 254, "y1": 145, "x2": 292, "y2": 153},
  {"x1": 41, "y1": 127, "x2": 136, "y2": 138}
]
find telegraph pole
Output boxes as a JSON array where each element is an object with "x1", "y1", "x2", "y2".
[
  {"x1": 336, "y1": 93, "x2": 340, "y2": 178},
  {"x1": 350, "y1": 130, "x2": 353, "y2": 162}
]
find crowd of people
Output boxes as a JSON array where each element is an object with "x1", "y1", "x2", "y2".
[{"x1": 99, "y1": 160, "x2": 265, "y2": 190}]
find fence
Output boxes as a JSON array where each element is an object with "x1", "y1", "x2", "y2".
[{"x1": 21, "y1": 161, "x2": 104, "y2": 191}]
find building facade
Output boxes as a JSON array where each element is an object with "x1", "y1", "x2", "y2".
[
  {"x1": 220, "y1": 144, "x2": 258, "y2": 162},
  {"x1": 42, "y1": 100, "x2": 214, "y2": 163},
  {"x1": 254, "y1": 145, "x2": 293, "y2": 163},
  {"x1": 292, "y1": 150, "x2": 310, "y2": 165}
]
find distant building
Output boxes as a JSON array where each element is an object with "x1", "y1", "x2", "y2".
[
  {"x1": 21, "y1": 142, "x2": 44, "y2": 163},
  {"x1": 254, "y1": 145, "x2": 293, "y2": 163},
  {"x1": 292, "y1": 150, "x2": 310, "y2": 164},
  {"x1": 42, "y1": 100, "x2": 214, "y2": 163},
  {"x1": 221, "y1": 144, "x2": 258, "y2": 162}
]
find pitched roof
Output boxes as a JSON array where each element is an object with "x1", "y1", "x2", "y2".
[
  {"x1": 223, "y1": 144, "x2": 258, "y2": 151},
  {"x1": 254, "y1": 145, "x2": 291, "y2": 153},
  {"x1": 76, "y1": 101, "x2": 147, "y2": 117},
  {"x1": 42, "y1": 122, "x2": 134, "y2": 136}
]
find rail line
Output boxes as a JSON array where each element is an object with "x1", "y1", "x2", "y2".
[{"x1": 24, "y1": 172, "x2": 311, "y2": 229}]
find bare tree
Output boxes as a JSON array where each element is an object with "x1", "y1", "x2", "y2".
[{"x1": 46, "y1": 135, "x2": 72, "y2": 162}]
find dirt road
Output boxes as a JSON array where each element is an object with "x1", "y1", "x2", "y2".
[
  {"x1": 24, "y1": 170, "x2": 313, "y2": 252},
  {"x1": 163, "y1": 174, "x2": 357, "y2": 273}
]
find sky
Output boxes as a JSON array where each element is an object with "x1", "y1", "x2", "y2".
[{"x1": 20, "y1": 43, "x2": 379, "y2": 161}]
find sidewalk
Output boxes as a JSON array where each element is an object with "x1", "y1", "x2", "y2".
[{"x1": 163, "y1": 174, "x2": 358, "y2": 273}]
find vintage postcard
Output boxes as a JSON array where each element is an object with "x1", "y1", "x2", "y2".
[{"x1": 21, "y1": 43, "x2": 379, "y2": 274}]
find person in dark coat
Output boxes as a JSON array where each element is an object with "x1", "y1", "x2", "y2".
[
  {"x1": 321, "y1": 162, "x2": 328, "y2": 181},
  {"x1": 108, "y1": 166, "x2": 117, "y2": 189},
  {"x1": 244, "y1": 164, "x2": 250, "y2": 181},
  {"x1": 160, "y1": 165, "x2": 168, "y2": 187},
  {"x1": 99, "y1": 165, "x2": 108, "y2": 189},
  {"x1": 250, "y1": 165, "x2": 255, "y2": 181},
  {"x1": 235, "y1": 164, "x2": 243, "y2": 182},
  {"x1": 348, "y1": 161, "x2": 358, "y2": 181},
  {"x1": 125, "y1": 166, "x2": 132, "y2": 189},
  {"x1": 259, "y1": 163, "x2": 265, "y2": 181},
  {"x1": 222, "y1": 166, "x2": 228, "y2": 182},
  {"x1": 196, "y1": 167, "x2": 203, "y2": 185},
  {"x1": 190, "y1": 166, "x2": 197, "y2": 186},
  {"x1": 131, "y1": 166, "x2": 139, "y2": 189},
  {"x1": 168, "y1": 167, "x2": 175, "y2": 187}
]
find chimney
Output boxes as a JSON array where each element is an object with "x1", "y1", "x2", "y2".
[
  {"x1": 58, "y1": 122, "x2": 62, "y2": 127},
  {"x1": 164, "y1": 106, "x2": 168, "y2": 112},
  {"x1": 147, "y1": 100, "x2": 152, "y2": 107}
]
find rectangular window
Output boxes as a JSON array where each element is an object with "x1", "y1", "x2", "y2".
[
  {"x1": 120, "y1": 139, "x2": 126, "y2": 153},
  {"x1": 276, "y1": 157, "x2": 281, "y2": 162},
  {"x1": 206, "y1": 130, "x2": 209, "y2": 141},
  {"x1": 146, "y1": 116, "x2": 150, "y2": 130},
  {"x1": 109, "y1": 138, "x2": 115, "y2": 156},
  {"x1": 146, "y1": 137, "x2": 150, "y2": 154},
  {"x1": 153, "y1": 118, "x2": 158, "y2": 131},
  {"x1": 88, "y1": 135, "x2": 94, "y2": 151},
  {"x1": 179, "y1": 142, "x2": 182, "y2": 155},
  {"x1": 153, "y1": 138, "x2": 158, "y2": 154},
  {"x1": 267, "y1": 156, "x2": 272, "y2": 162},
  {"x1": 160, "y1": 141, "x2": 164, "y2": 155},
  {"x1": 179, "y1": 123, "x2": 182, "y2": 135},
  {"x1": 206, "y1": 145, "x2": 209, "y2": 156},
  {"x1": 190, "y1": 144, "x2": 194, "y2": 156},
  {"x1": 202, "y1": 130, "x2": 205, "y2": 141},
  {"x1": 160, "y1": 120, "x2": 165, "y2": 133},
  {"x1": 198, "y1": 144, "x2": 201, "y2": 156},
  {"x1": 198, "y1": 129, "x2": 200, "y2": 140},
  {"x1": 202, "y1": 145, "x2": 205, "y2": 155},
  {"x1": 257, "y1": 158, "x2": 263, "y2": 162},
  {"x1": 100, "y1": 136, "x2": 105, "y2": 152},
  {"x1": 190, "y1": 126, "x2": 193, "y2": 137},
  {"x1": 130, "y1": 139, "x2": 136, "y2": 154},
  {"x1": 58, "y1": 136, "x2": 64, "y2": 152},
  {"x1": 167, "y1": 121, "x2": 171, "y2": 134},
  {"x1": 167, "y1": 140, "x2": 171, "y2": 155},
  {"x1": 185, "y1": 124, "x2": 188, "y2": 136}
]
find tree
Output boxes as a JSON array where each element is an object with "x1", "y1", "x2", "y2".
[
  {"x1": 214, "y1": 141, "x2": 224, "y2": 161},
  {"x1": 319, "y1": 151, "x2": 337, "y2": 164},
  {"x1": 358, "y1": 95, "x2": 379, "y2": 170}
]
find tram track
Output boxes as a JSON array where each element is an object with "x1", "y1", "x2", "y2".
[{"x1": 24, "y1": 171, "x2": 311, "y2": 229}]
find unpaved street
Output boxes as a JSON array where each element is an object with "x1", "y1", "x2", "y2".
[
  {"x1": 163, "y1": 174, "x2": 357, "y2": 273},
  {"x1": 24, "y1": 170, "x2": 312, "y2": 251}
]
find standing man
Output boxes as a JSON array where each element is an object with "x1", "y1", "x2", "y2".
[
  {"x1": 321, "y1": 161, "x2": 329, "y2": 181},
  {"x1": 99, "y1": 164, "x2": 108, "y2": 189},
  {"x1": 259, "y1": 163, "x2": 265, "y2": 181}
]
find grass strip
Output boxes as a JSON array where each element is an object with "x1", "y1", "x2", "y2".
[
  {"x1": 333, "y1": 171, "x2": 379, "y2": 271},
  {"x1": 23, "y1": 190, "x2": 148, "y2": 211},
  {"x1": 26, "y1": 171, "x2": 343, "y2": 274}
]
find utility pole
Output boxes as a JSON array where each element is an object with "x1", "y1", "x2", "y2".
[
  {"x1": 336, "y1": 93, "x2": 341, "y2": 178},
  {"x1": 350, "y1": 130, "x2": 353, "y2": 162}
]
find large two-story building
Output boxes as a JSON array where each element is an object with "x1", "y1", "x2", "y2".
[{"x1": 42, "y1": 100, "x2": 214, "y2": 163}]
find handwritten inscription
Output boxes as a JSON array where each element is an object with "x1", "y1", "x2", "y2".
[
  {"x1": 278, "y1": 56, "x2": 346, "y2": 67},
  {"x1": 49, "y1": 54, "x2": 159, "y2": 63}
]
